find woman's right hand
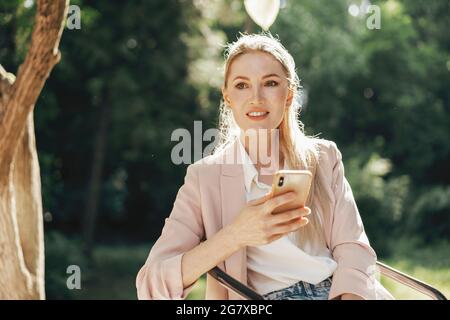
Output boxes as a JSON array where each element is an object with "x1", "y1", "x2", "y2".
[{"x1": 229, "y1": 191, "x2": 311, "y2": 248}]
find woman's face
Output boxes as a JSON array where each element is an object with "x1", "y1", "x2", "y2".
[{"x1": 222, "y1": 51, "x2": 293, "y2": 132}]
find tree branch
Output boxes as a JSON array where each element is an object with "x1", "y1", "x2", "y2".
[{"x1": 0, "y1": 0, "x2": 68, "y2": 178}]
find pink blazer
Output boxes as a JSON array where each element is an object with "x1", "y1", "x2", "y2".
[{"x1": 136, "y1": 138, "x2": 392, "y2": 300}]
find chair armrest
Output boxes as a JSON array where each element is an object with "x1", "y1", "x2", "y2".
[
  {"x1": 376, "y1": 261, "x2": 447, "y2": 300},
  {"x1": 207, "y1": 263, "x2": 447, "y2": 300},
  {"x1": 208, "y1": 267, "x2": 263, "y2": 300}
]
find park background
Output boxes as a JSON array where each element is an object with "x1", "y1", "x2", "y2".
[{"x1": 1, "y1": 0, "x2": 449, "y2": 299}]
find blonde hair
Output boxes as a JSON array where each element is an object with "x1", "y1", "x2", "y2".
[{"x1": 216, "y1": 32, "x2": 327, "y2": 254}]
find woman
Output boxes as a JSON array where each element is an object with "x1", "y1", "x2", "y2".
[{"x1": 136, "y1": 32, "x2": 393, "y2": 300}]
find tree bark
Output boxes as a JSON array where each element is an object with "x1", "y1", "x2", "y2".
[{"x1": 0, "y1": 0, "x2": 68, "y2": 299}]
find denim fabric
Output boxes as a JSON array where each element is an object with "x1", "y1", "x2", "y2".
[{"x1": 262, "y1": 277, "x2": 332, "y2": 300}]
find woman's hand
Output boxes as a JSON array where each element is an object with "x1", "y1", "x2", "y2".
[
  {"x1": 340, "y1": 293, "x2": 364, "y2": 300},
  {"x1": 229, "y1": 191, "x2": 311, "y2": 248}
]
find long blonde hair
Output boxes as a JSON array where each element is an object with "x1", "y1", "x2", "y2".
[{"x1": 216, "y1": 32, "x2": 327, "y2": 254}]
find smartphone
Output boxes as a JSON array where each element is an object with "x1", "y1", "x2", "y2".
[{"x1": 270, "y1": 170, "x2": 313, "y2": 214}]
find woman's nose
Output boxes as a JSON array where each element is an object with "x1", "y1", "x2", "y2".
[{"x1": 250, "y1": 85, "x2": 264, "y2": 105}]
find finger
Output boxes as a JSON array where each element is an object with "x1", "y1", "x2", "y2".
[
  {"x1": 247, "y1": 190, "x2": 273, "y2": 206},
  {"x1": 279, "y1": 206, "x2": 311, "y2": 218},
  {"x1": 263, "y1": 192, "x2": 296, "y2": 213},
  {"x1": 268, "y1": 207, "x2": 311, "y2": 225},
  {"x1": 267, "y1": 233, "x2": 284, "y2": 243},
  {"x1": 271, "y1": 217, "x2": 309, "y2": 234}
]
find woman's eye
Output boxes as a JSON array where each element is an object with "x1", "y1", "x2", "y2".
[
  {"x1": 235, "y1": 82, "x2": 248, "y2": 89},
  {"x1": 266, "y1": 80, "x2": 279, "y2": 87},
  {"x1": 234, "y1": 81, "x2": 277, "y2": 89}
]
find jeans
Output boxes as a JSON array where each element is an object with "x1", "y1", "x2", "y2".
[{"x1": 262, "y1": 277, "x2": 332, "y2": 300}]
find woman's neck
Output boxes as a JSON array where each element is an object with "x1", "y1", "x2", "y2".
[{"x1": 240, "y1": 129, "x2": 284, "y2": 175}]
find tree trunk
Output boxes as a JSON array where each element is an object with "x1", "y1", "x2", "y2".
[{"x1": 0, "y1": 0, "x2": 68, "y2": 299}]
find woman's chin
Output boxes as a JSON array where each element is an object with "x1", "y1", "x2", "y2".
[
  {"x1": 242, "y1": 125, "x2": 273, "y2": 133},
  {"x1": 241, "y1": 121, "x2": 277, "y2": 131}
]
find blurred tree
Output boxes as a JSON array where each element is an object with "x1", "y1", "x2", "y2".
[
  {"x1": 31, "y1": 0, "x2": 208, "y2": 249},
  {"x1": 270, "y1": 0, "x2": 450, "y2": 251},
  {"x1": 2, "y1": 0, "x2": 446, "y2": 255}
]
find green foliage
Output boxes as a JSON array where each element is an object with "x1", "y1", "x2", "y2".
[
  {"x1": 45, "y1": 231, "x2": 87, "y2": 299},
  {"x1": 23, "y1": 0, "x2": 208, "y2": 239},
  {"x1": 0, "y1": 0, "x2": 34, "y2": 68},
  {"x1": 344, "y1": 152, "x2": 410, "y2": 255},
  {"x1": 405, "y1": 186, "x2": 450, "y2": 243},
  {"x1": 382, "y1": 237, "x2": 450, "y2": 299},
  {"x1": 73, "y1": 244, "x2": 151, "y2": 299},
  {"x1": 269, "y1": 0, "x2": 449, "y2": 255},
  {"x1": 45, "y1": 231, "x2": 152, "y2": 299}
]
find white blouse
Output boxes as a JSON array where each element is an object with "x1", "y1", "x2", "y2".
[{"x1": 237, "y1": 138, "x2": 338, "y2": 295}]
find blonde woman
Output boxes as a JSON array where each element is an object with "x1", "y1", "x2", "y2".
[{"x1": 136, "y1": 33, "x2": 393, "y2": 300}]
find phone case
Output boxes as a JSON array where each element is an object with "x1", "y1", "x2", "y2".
[{"x1": 270, "y1": 170, "x2": 313, "y2": 214}]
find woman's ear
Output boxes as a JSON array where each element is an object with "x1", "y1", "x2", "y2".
[
  {"x1": 286, "y1": 87, "x2": 294, "y2": 108},
  {"x1": 222, "y1": 86, "x2": 230, "y2": 106}
]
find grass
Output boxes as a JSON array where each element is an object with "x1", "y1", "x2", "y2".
[
  {"x1": 379, "y1": 239, "x2": 450, "y2": 300},
  {"x1": 45, "y1": 235, "x2": 448, "y2": 300},
  {"x1": 379, "y1": 260, "x2": 450, "y2": 299},
  {"x1": 50, "y1": 244, "x2": 151, "y2": 300},
  {"x1": 186, "y1": 275, "x2": 206, "y2": 300}
]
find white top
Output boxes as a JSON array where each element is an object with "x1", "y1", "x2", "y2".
[{"x1": 237, "y1": 138, "x2": 338, "y2": 295}]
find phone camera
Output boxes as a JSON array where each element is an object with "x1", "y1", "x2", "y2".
[{"x1": 278, "y1": 176, "x2": 284, "y2": 187}]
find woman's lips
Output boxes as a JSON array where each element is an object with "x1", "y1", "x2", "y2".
[{"x1": 246, "y1": 111, "x2": 269, "y2": 121}]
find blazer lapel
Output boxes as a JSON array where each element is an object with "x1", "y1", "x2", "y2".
[{"x1": 219, "y1": 139, "x2": 248, "y2": 292}]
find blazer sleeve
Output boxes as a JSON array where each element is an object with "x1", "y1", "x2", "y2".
[
  {"x1": 327, "y1": 142, "x2": 378, "y2": 300},
  {"x1": 136, "y1": 163, "x2": 205, "y2": 299}
]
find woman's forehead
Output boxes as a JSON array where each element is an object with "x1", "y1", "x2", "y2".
[{"x1": 228, "y1": 51, "x2": 287, "y2": 79}]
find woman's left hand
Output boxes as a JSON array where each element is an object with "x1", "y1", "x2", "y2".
[{"x1": 340, "y1": 293, "x2": 364, "y2": 300}]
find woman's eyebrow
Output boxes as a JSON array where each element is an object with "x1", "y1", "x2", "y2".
[{"x1": 232, "y1": 73, "x2": 282, "y2": 81}]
